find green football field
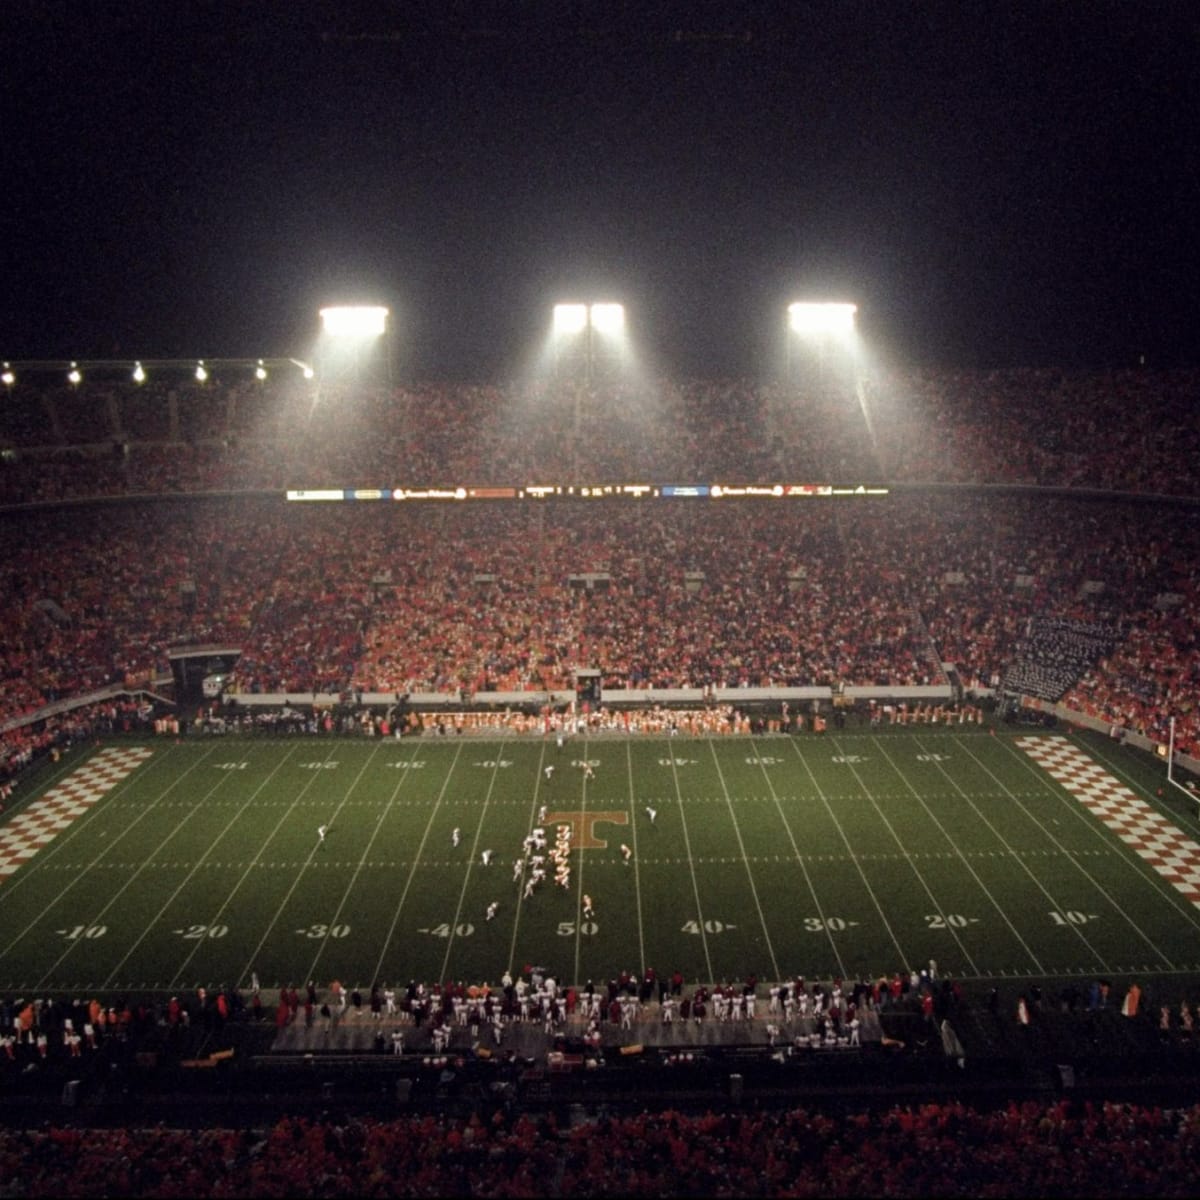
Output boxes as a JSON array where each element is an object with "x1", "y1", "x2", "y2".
[{"x1": 2, "y1": 725, "x2": 1200, "y2": 999}]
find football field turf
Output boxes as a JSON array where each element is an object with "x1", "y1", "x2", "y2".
[{"x1": 2, "y1": 726, "x2": 1200, "y2": 999}]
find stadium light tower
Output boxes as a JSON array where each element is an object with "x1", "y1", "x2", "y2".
[
  {"x1": 551, "y1": 302, "x2": 626, "y2": 387},
  {"x1": 785, "y1": 301, "x2": 857, "y2": 384},
  {"x1": 316, "y1": 304, "x2": 392, "y2": 387}
]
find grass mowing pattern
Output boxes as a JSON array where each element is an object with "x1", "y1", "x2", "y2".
[{"x1": 2, "y1": 726, "x2": 1200, "y2": 998}]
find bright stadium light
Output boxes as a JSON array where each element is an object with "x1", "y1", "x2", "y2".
[
  {"x1": 255, "y1": 360, "x2": 268, "y2": 381},
  {"x1": 320, "y1": 305, "x2": 389, "y2": 338},
  {"x1": 289, "y1": 358, "x2": 316, "y2": 379},
  {"x1": 589, "y1": 303, "x2": 625, "y2": 335},
  {"x1": 553, "y1": 304, "x2": 589, "y2": 335},
  {"x1": 1, "y1": 363, "x2": 13, "y2": 386},
  {"x1": 788, "y1": 302, "x2": 857, "y2": 334},
  {"x1": 194, "y1": 361, "x2": 208, "y2": 382},
  {"x1": 67, "y1": 363, "x2": 82, "y2": 385},
  {"x1": 547, "y1": 300, "x2": 633, "y2": 396},
  {"x1": 132, "y1": 361, "x2": 146, "y2": 383}
]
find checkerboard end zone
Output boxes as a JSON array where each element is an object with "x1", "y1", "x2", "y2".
[{"x1": 1017, "y1": 735, "x2": 1200, "y2": 905}]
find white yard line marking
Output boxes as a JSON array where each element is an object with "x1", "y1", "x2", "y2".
[
  {"x1": 302, "y1": 745, "x2": 412, "y2": 984},
  {"x1": 505, "y1": 742, "x2": 550, "y2": 975},
  {"x1": 439, "y1": 741, "x2": 508, "y2": 980},
  {"x1": 668, "y1": 748, "x2": 714, "y2": 982},
  {"x1": 752, "y1": 748, "x2": 847, "y2": 979},
  {"x1": 787, "y1": 739, "x2": 911, "y2": 970},
  {"x1": 181, "y1": 743, "x2": 362, "y2": 990},
  {"x1": 706, "y1": 739, "x2": 780, "y2": 979},
  {"x1": 370, "y1": 743, "x2": 466, "y2": 987},
  {"x1": 625, "y1": 741, "x2": 647, "y2": 977},
  {"x1": 872, "y1": 737, "x2": 1042, "y2": 973},
  {"x1": 19, "y1": 746, "x2": 226, "y2": 983},
  {"x1": 572, "y1": 729, "x2": 592, "y2": 989},
  {"x1": 32, "y1": 746, "x2": 272, "y2": 989},
  {"x1": 107, "y1": 745, "x2": 309, "y2": 990},
  {"x1": 918, "y1": 735, "x2": 1110, "y2": 971},
  {"x1": 833, "y1": 737, "x2": 979, "y2": 976}
]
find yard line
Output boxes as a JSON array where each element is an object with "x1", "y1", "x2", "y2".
[
  {"x1": 706, "y1": 740, "x2": 780, "y2": 979},
  {"x1": 831, "y1": 737, "x2": 980, "y2": 976},
  {"x1": 749, "y1": 750, "x2": 847, "y2": 979},
  {"x1": 302, "y1": 745, "x2": 415, "y2": 984},
  {"x1": 439, "y1": 741, "x2": 508, "y2": 981},
  {"x1": 38, "y1": 745, "x2": 291, "y2": 990},
  {"x1": 0, "y1": 743, "x2": 197, "y2": 916},
  {"x1": 572, "y1": 730, "x2": 593, "y2": 988},
  {"x1": 370, "y1": 742, "x2": 465, "y2": 987},
  {"x1": 668, "y1": 749, "x2": 714, "y2": 983},
  {"x1": 181, "y1": 743, "x2": 365, "y2": 989},
  {"x1": 959, "y1": 735, "x2": 1178, "y2": 967},
  {"x1": 624, "y1": 741, "x2": 646, "y2": 977},
  {"x1": 505, "y1": 741, "x2": 550, "y2": 975},
  {"x1": 914, "y1": 735, "x2": 1113, "y2": 972},
  {"x1": 872, "y1": 737, "x2": 1045, "y2": 972},
  {"x1": 786, "y1": 739, "x2": 911, "y2": 970},
  {"x1": 16, "y1": 748, "x2": 226, "y2": 981}
]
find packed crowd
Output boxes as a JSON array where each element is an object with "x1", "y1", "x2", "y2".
[
  {"x1": 0, "y1": 490, "x2": 1197, "y2": 759},
  {"x1": 3, "y1": 1099, "x2": 1200, "y2": 1196}
]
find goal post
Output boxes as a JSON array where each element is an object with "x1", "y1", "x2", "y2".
[{"x1": 1165, "y1": 716, "x2": 1200, "y2": 811}]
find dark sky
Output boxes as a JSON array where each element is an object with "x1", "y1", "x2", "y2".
[{"x1": 2, "y1": 0, "x2": 1198, "y2": 378}]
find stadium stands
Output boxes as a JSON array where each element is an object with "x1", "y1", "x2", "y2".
[{"x1": 2, "y1": 365, "x2": 1200, "y2": 764}]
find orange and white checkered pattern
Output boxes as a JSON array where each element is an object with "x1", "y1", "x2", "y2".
[
  {"x1": 0, "y1": 746, "x2": 152, "y2": 879},
  {"x1": 1017, "y1": 734, "x2": 1200, "y2": 905}
]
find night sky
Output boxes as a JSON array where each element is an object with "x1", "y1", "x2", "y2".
[{"x1": 3, "y1": 0, "x2": 1197, "y2": 378}]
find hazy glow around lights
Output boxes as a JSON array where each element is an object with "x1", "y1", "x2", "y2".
[{"x1": 320, "y1": 305, "x2": 389, "y2": 337}]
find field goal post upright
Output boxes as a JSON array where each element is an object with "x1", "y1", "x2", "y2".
[{"x1": 1165, "y1": 716, "x2": 1199, "y2": 811}]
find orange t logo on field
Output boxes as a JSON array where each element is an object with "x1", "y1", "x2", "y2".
[{"x1": 545, "y1": 811, "x2": 629, "y2": 850}]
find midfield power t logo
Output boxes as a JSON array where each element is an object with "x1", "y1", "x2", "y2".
[{"x1": 544, "y1": 811, "x2": 628, "y2": 849}]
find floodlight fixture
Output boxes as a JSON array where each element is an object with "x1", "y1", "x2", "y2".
[
  {"x1": 67, "y1": 363, "x2": 82, "y2": 385},
  {"x1": 788, "y1": 302, "x2": 857, "y2": 334},
  {"x1": 132, "y1": 362, "x2": 146, "y2": 383},
  {"x1": 320, "y1": 305, "x2": 389, "y2": 338},
  {"x1": 255, "y1": 360, "x2": 268, "y2": 381},
  {"x1": 289, "y1": 358, "x2": 316, "y2": 379},
  {"x1": 194, "y1": 361, "x2": 208, "y2": 382},
  {"x1": 1, "y1": 363, "x2": 13, "y2": 386},
  {"x1": 589, "y1": 303, "x2": 625, "y2": 335},
  {"x1": 553, "y1": 304, "x2": 589, "y2": 335}
]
